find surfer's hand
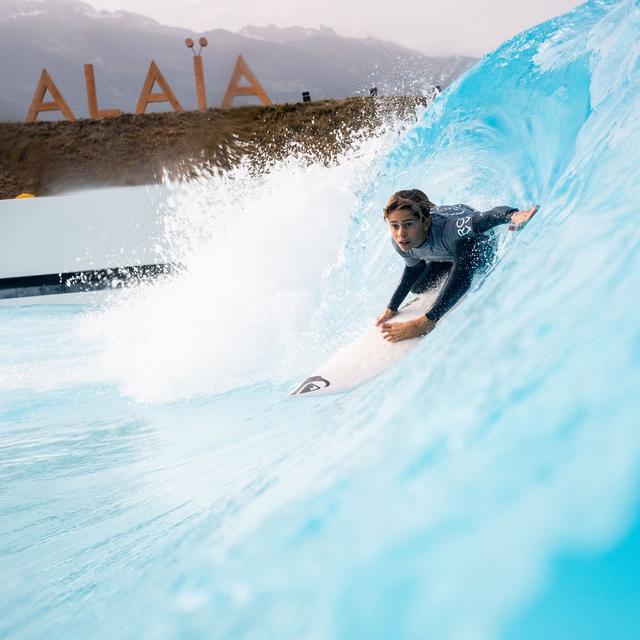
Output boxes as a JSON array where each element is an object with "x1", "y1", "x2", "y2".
[
  {"x1": 376, "y1": 308, "x2": 397, "y2": 326},
  {"x1": 381, "y1": 316, "x2": 436, "y2": 342},
  {"x1": 509, "y1": 205, "x2": 539, "y2": 230}
]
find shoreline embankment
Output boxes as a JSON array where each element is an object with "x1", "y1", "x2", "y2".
[{"x1": 0, "y1": 96, "x2": 429, "y2": 200}]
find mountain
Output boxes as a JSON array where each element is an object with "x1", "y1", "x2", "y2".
[
  {"x1": 238, "y1": 24, "x2": 340, "y2": 43},
  {"x1": 0, "y1": 0, "x2": 477, "y2": 121}
]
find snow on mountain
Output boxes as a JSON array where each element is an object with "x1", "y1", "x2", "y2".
[
  {"x1": 238, "y1": 24, "x2": 339, "y2": 43},
  {"x1": 0, "y1": 0, "x2": 166, "y2": 29}
]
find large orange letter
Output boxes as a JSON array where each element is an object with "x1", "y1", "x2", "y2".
[
  {"x1": 84, "y1": 64, "x2": 121, "y2": 119},
  {"x1": 193, "y1": 55, "x2": 207, "y2": 111},
  {"x1": 221, "y1": 55, "x2": 271, "y2": 108},
  {"x1": 135, "y1": 60, "x2": 184, "y2": 114},
  {"x1": 25, "y1": 69, "x2": 76, "y2": 123}
]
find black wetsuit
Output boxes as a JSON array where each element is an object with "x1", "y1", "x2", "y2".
[{"x1": 388, "y1": 204, "x2": 518, "y2": 322}]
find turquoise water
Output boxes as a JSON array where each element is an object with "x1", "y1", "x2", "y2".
[{"x1": 2, "y1": 1, "x2": 640, "y2": 637}]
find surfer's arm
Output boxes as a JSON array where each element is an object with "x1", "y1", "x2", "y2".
[
  {"x1": 388, "y1": 262, "x2": 425, "y2": 311},
  {"x1": 471, "y1": 206, "x2": 519, "y2": 234},
  {"x1": 425, "y1": 242, "x2": 475, "y2": 323},
  {"x1": 472, "y1": 205, "x2": 538, "y2": 233}
]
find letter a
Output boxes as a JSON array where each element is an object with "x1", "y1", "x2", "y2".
[
  {"x1": 135, "y1": 60, "x2": 184, "y2": 114},
  {"x1": 221, "y1": 55, "x2": 272, "y2": 108},
  {"x1": 25, "y1": 69, "x2": 76, "y2": 123}
]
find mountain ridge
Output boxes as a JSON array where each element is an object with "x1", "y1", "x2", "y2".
[{"x1": 0, "y1": 0, "x2": 477, "y2": 121}]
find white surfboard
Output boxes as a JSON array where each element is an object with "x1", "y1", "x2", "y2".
[{"x1": 290, "y1": 286, "x2": 443, "y2": 398}]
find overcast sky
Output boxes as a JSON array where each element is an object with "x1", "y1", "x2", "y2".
[{"x1": 88, "y1": 0, "x2": 585, "y2": 57}]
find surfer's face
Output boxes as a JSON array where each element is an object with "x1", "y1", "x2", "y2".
[{"x1": 387, "y1": 209, "x2": 430, "y2": 251}]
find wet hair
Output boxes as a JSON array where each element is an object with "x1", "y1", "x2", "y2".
[{"x1": 383, "y1": 189, "x2": 435, "y2": 222}]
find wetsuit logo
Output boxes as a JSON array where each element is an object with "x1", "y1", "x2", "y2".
[
  {"x1": 291, "y1": 376, "x2": 331, "y2": 395},
  {"x1": 456, "y1": 216, "x2": 472, "y2": 237}
]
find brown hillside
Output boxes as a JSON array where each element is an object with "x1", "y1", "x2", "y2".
[{"x1": 0, "y1": 97, "x2": 429, "y2": 200}]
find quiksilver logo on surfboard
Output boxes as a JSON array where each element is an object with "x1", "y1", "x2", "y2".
[{"x1": 291, "y1": 376, "x2": 330, "y2": 396}]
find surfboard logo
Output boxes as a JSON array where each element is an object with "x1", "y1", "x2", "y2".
[{"x1": 291, "y1": 376, "x2": 331, "y2": 396}]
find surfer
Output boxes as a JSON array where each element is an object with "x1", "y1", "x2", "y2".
[{"x1": 376, "y1": 189, "x2": 538, "y2": 342}]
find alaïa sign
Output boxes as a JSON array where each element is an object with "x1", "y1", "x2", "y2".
[{"x1": 25, "y1": 38, "x2": 272, "y2": 123}]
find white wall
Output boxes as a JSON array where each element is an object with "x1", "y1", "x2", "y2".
[{"x1": 0, "y1": 185, "x2": 172, "y2": 279}]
